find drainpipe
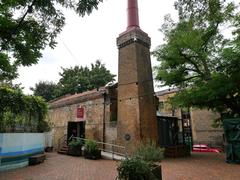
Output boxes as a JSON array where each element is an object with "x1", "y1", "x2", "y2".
[{"x1": 102, "y1": 92, "x2": 107, "y2": 149}]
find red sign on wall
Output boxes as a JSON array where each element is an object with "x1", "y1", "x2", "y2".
[{"x1": 77, "y1": 107, "x2": 84, "y2": 119}]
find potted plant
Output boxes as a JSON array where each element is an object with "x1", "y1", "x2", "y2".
[
  {"x1": 117, "y1": 157, "x2": 158, "y2": 180},
  {"x1": 134, "y1": 141, "x2": 164, "y2": 179},
  {"x1": 117, "y1": 141, "x2": 164, "y2": 180},
  {"x1": 67, "y1": 139, "x2": 83, "y2": 156},
  {"x1": 134, "y1": 141, "x2": 164, "y2": 162},
  {"x1": 84, "y1": 139, "x2": 101, "y2": 160}
]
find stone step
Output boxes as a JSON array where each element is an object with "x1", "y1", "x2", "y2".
[
  {"x1": 61, "y1": 146, "x2": 68, "y2": 151},
  {"x1": 58, "y1": 150, "x2": 68, "y2": 155}
]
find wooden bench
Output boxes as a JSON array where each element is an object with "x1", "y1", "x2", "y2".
[{"x1": 29, "y1": 153, "x2": 46, "y2": 165}]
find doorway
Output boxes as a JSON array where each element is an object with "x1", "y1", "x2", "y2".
[{"x1": 67, "y1": 121, "x2": 85, "y2": 143}]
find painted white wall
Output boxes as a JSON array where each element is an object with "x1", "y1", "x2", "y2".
[
  {"x1": 0, "y1": 133, "x2": 46, "y2": 171},
  {"x1": 45, "y1": 132, "x2": 53, "y2": 147},
  {"x1": 0, "y1": 133, "x2": 45, "y2": 154}
]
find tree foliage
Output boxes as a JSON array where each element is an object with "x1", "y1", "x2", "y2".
[
  {"x1": 31, "y1": 81, "x2": 57, "y2": 101},
  {"x1": 56, "y1": 60, "x2": 115, "y2": 96},
  {"x1": 31, "y1": 60, "x2": 115, "y2": 99},
  {"x1": 0, "y1": 0, "x2": 103, "y2": 80},
  {"x1": 153, "y1": 0, "x2": 240, "y2": 117},
  {"x1": 0, "y1": 85, "x2": 49, "y2": 132}
]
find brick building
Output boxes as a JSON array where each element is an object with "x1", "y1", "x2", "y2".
[
  {"x1": 47, "y1": 0, "x2": 222, "y2": 152},
  {"x1": 48, "y1": 86, "x2": 224, "y2": 152},
  {"x1": 156, "y1": 89, "x2": 224, "y2": 146},
  {"x1": 48, "y1": 85, "x2": 118, "y2": 151},
  {"x1": 49, "y1": 0, "x2": 158, "y2": 153}
]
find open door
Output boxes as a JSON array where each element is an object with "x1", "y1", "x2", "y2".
[
  {"x1": 67, "y1": 121, "x2": 85, "y2": 144},
  {"x1": 78, "y1": 121, "x2": 85, "y2": 139}
]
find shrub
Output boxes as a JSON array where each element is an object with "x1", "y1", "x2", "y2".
[
  {"x1": 84, "y1": 139, "x2": 101, "y2": 159},
  {"x1": 134, "y1": 141, "x2": 164, "y2": 162},
  {"x1": 68, "y1": 139, "x2": 83, "y2": 156},
  {"x1": 0, "y1": 86, "x2": 49, "y2": 132},
  {"x1": 84, "y1": 139, "x2": 98, "y2": 153},
  {"x1": 68, "y1": 139, "x2": 83, "y2": 147},
  {"x1": 117, "y1": 141, "x2": 164, "y2": 180},
  {"x1": 117, "y1": 157, "x2": 157, "y2": 180}
]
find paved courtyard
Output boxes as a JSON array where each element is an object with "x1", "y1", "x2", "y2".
[{"x1": 0, "y1": 152, "x2": 239, "y2": 180}]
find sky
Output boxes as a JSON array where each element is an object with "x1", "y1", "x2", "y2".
[{"x1": 14, "y1": 0, "x2": 178, "y2": 94}]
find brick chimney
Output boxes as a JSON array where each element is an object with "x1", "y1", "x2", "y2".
[{"x1": 117, "y1": 0, "x2": 158, "y2": 153}]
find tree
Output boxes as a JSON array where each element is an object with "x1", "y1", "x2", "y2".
[
  {"x1": 0, "y1": 85, "x2": 49, "y2": 132},
  {"x1": 88, "y1": 60, "x2": 116, "y2": 90},
  {"x1": 31, "y1": 81, "x2": 57, "y2": 101},
  {"x1": 153, "y1": 0, "x2": 240, "y2": 118},
  {"x1": 0, "y1": 0, "x2": 103, "y2": 81},
  {"x1": 57, "y1": 60, "x2": 115, "y2": 96}
]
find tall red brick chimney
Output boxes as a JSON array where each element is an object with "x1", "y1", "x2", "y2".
[{"x1": 117, "y1": 0, "x2": 158, "y2": 153}]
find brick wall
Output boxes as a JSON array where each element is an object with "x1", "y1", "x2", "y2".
[
  {"x1": 157, "y1": 89, "x2": 224, "y2": 146},
  {"x1": 117, "y1": 29, "x2": 158, "y2": 153},
  {"x1": 47, "y1": 88, "x2": 118, "y2": 151},
  {"x1": 190, "y1": 109, "x2": 223, "y2": 145},
  {"x1": 156, "y1": 90, "x2": 181, "y2": 118}
]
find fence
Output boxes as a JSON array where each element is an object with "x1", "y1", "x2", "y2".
[{"x1": 71, "y1": 137, "x2": 127, "y2": 159}]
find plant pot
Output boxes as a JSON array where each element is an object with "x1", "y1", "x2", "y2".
[
  {"x1": 151, "y1": 163, "x2": 162, "y2": 180},
  {"x1": 68, "y1": 145, "x2": 82, "y2": 156},
  {"x1": 84, "y1": 149, "x2": 101, "y2": 160},
  {"x1": 45, "y1": 146, "x2": 53, "y2": 152}
]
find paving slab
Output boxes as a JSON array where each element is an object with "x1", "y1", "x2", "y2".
[
  {"x1": 161, "y1": 153, "x2": 240, "y2": 180},
  {"x1": 0, "y1": 153, "x2": 117, "y2": 180},
  {"x1": 0, "y1": 152, "x2": 239, "y2": 180}
]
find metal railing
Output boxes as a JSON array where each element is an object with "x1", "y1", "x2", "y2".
[
  {"x1": 58, "y1": 134, "x2": 67, "y2": 151},
  {"x1": 71, "y1": 137, "x2": 126, "y2": 159}
]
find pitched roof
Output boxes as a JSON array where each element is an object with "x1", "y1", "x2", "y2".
[
  {"x1": 155, "y1": 88, "x2": 179, "y2": 96},
  {"x1": 49, "y1": 87, "x2": 107, "y2": 109}
]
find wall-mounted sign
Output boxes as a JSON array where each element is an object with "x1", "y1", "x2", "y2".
[{"x1": 77, "y1": 107, "x2": 84, "y2": 119}]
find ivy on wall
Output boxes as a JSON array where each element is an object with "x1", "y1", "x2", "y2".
[{"x1": 0, "y1": 86, "x2": 50, "y2": 133}]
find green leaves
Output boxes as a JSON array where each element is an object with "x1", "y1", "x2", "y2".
[
  {"x1": 134, "y1": 141, "x2": 164, "y2": 163},
  {"x1": 84, "y1": 139, "x2": 98, "y2": 153},
  {"x1": 0, "y1": 53, "x2": 17, "y2": 81},
  {"x1": 154, "y1": 0, "x2": 240, "y2": 117},
  {"x1": 0, "y1": 0, "x2": 103, "y2": 80},
  {"x1": 31, "y1": 81, "x2": 57, "y2": 101},
  {"x1": 117, "y1": 158, "x2": 155, "y2": 180},
  {"x1": 57, "y1": 60, "x2": 115, "y2": 96},
  {"x1": 31, "y1": 60, "x2": 115, "y2": 99},
  {"x1": 76, "y1": 0, "x2": 103, "y2": 16},
  {"x1": 0, "y1": 85, "x2": 49, "y2": 132}
]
